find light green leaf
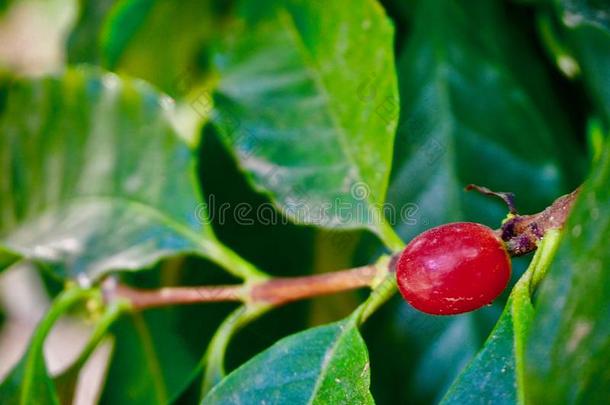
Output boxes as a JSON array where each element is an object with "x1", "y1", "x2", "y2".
[
  {"x1": 212, "y1": 0, "x2": 401, "y2": 249},
  {"x1": 0, "y1": 246, "x2": 19, "y2": 272},
  {"x1": 0, "y1": 68, "x2": 261, "y2": 280},
  {"x1": 389, "y1": 0, "x2": 582, "y2": 242},
  {"x1": 0, "y1": 287, "x2": 94, "y2": 405},
  {"x1": 441, "y1": 231, "x2": 561, "y2": 404},
  {"x1": 203, "y1": 317, "x2": 373, "y2": 404},
  {"x1": 525, "y1": 141, "x2": 610, "y2": 403},
  {"x1": 101, "y1": 0, "x2": 218, "y2": 98}
]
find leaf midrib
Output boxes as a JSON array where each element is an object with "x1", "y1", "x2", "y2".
[
  {"x1": 278, "y1": 10, "x2": 376, "y2": 209},
  {"x1": 306, "y1": 322, "x2": 356, "y2": 404}
]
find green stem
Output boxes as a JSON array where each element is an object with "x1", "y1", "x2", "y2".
[
  {"x1": 33, "y1": 287, "x2": 97, "y2": 340},
  {"x1": 201, "y1": 304, "x2": 271, "y2": 396},
  {"x1": 63, "y1": 299, "x2": 130, "y2": 375},
  {"x1": 378, "y1": 221, "x2": 405, "y2": 252},
  {"x1": 353, "y1": 255, "x2": 397, "y2": 325},
  {"x1": 55, "y1": 298, "x2": 130, "y2": 404},
  {"x1": 20, "y1": 287, "x2": 96, "y2": 405},
  {"x1": 206, "y1": 240, "x2": 269, "y2": 282}
]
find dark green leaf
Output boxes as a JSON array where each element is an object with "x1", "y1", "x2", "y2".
[
  {"x1": 363, "y1": 257, "x2": 531, "y2": 404},
  {"x1": 0, "y1": 246, "x2": 19, "y2": 273},
  {"x1": 0, "y1": 69, "x2": 258, "y2": 280},
  {"x1": 66, "y1": 0, "x2": 118, "y2": 64},
  {"x1": 442, "y1": 231, "x2": 561, "y2": 404},
  {"x1": 440, "y1": 307, "x2": 517, "y2": 404},
  {"x1": 100, "y1": 311, "x2": 202, "y2": 404},
  {"x1": 203, "y1": 318, "x2": 373, "y2": 404},
  {"x1": 439, "y1": 297, "x2": 526, "y2": 405},
  {"x1": 364, "y1": 293, "x2": 504, "y2": 404},
  {"x1": 99, "y1": 259, "x2": 240, "y2": 405},
  {"x1": 525, "y1": 141, "x2": 610, "y2": 403},
  {"x1": 211, "y1": 0, "x2": 401, "y2": 247},
  {"x1": 0, "y1": 0, "x2": 12, "y2": 15},
  {"x1": 201, "y1": 305, "x2": 271, "y2": 395},
  {"x1": 553, "y1": 0, "x2": 610, "y2": 123},
  {"x1": 389, "y1": 0, "x2": 583, "y2": 243},
  {"x1": 198, "y1": 126, "x2": 317, "y2": 279},
  {"x1": 366, "y1": 1, "x2": 580, "y2": 402}
]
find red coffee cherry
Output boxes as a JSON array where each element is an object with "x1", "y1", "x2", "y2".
[{"x1": 396, "y1": 222, "x2": 511, "y2": 315}]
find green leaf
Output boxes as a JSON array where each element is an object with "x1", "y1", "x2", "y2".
[
  {"x1": 201, "y1": 304, "x2": 271, "y2": 396},
  {"x1": 439, "y1": 310, "x2": 516, "y2": 404},
  {"x1": 99, "y1": 259, "x2": 244, "y2": 405},
  {"x1": 211, "y1": 0, "x2": 401, "y2": 248},
  {"x1": 198, "y1": 126, "x2": 317, "y2": 279},
  {"x1": 389, "y1": 0, "x2": 583, "y2": 243},
  {"x1": 100, "y1": 0, "x2": 218, "y2": 98},
  {"x1": 102, "y1": 307, "x2": 257, "y2": 405},
  {"x1": 67, "y1": 0, "x2": 118, "y2": 64},
  {"x1": 0, "y1": 246, "x2": 19, "y2": 273},
  {"x1": 100, "y1": 311, "x2": 199, "y2": 404},
  {"x1": 203, "y1": 317, "x2": 373, "y2": 404},
  {"x1": 368, "y1": 2, "x2": 582, "y2": 399},
  {"x1": 525, "y1": 142, "x2": 610, "y2": 402},
  {"x1": 363, "y1": 291, "x2": 508, "y2": 405},
  {"x1": 552, "y1": 0, "x2": 610, "y2": 123},
  {"x1": 0, "y1": 0, "x2": 12, "y2": 15},
  {"x1": 441, "y1": 231, "x2": 561, "y2": 404},
  {"x1": 0, "y1": 68, "x2": 261, "y2": 280},
  {"x1": 0, "y1": 287, "x2": 94, "y2": 405}
]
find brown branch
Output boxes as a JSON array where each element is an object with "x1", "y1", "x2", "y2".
[
  {"x1": 498, "y1": 187, "x2": 580, "y2": 256},
  {"x1": 250, "y1": 265, "x2": 378, "y2": 306},
  {"x1": 102, "y1": 279, "x2": 244, "y2": 310},
  {"x1": 104, "y1": 265, "x2": 380, "y2": 311}
]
